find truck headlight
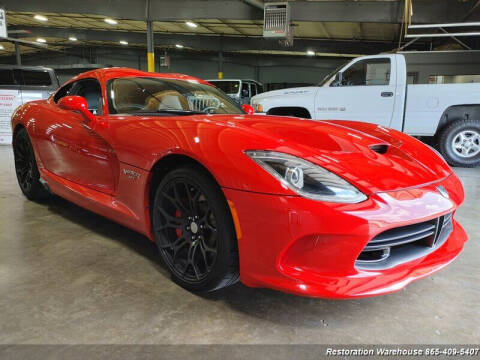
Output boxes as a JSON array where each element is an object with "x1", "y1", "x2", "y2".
[
  {"x1": 245, "y1": 151, "x2": 367, "y2": 203},
  {"x1": 251, "y1": 103, "x2": 263, "y2": 112}
]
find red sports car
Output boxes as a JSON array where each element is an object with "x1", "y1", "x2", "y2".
[{"x1": 11, "y1": 68, "x2": 467, "y2": 298}]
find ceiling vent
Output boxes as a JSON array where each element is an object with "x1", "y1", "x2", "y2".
[{"x1": 263, "y1": 2, "x2": 293, "y2": 46}]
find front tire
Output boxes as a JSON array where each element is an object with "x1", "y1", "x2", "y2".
[
  {"x1": 13, "y1": 128, "x2": 50, "y2": 200},
  {"x1": 152, "y1": 165, "x2": 239, "y2": 292},
  {"x1": 439, "y1": 119, "x2": 480, "y2": 167}
]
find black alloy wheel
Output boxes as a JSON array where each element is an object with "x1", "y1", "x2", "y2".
[
  {"x1": 152, "y1": 165, "x2": 239, "y2": 292},
  {"x1": 13, "y1": 128, "x2": 49, "y2": 200}
]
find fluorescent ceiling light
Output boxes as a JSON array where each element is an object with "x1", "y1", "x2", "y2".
[
  {"x1": 175, "y1": 44, "x2": 184, "y2": 48},
  {"x1": 119, "y1": 40, "x2": 128, "y2": 45},
  {"x1": 34, "y1": 14, "x2": 48, "y2": 22},
  {"x1": 68, "y1": 36, "x2": 77, "y2": 41},
  {"x1": 185, "y1": 21, "x2": 198, "y2": 28},
  {"x1": 306, "y1": 50, "x2": 315, "y2": 56},
  {"x1": 36, "y1": 38, "x2": 47, "y2": 43},
  {"x1": 104, "y1": 18, "x2": 118, "y2": 25}
]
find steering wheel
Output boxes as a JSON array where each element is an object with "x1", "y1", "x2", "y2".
[{"x1": 202, "y1": 106, "x2": 218, "y2": 114}]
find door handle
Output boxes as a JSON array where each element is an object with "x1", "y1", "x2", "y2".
[{"x1": 381, "y1": 91, "x2": 393, "y2": 97}]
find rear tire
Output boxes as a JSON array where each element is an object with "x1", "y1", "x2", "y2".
[
  {"x1": 438, "y1": 119, "x2": 480, "y2": 167},
  {"x1": 151, "y1": 165, "x2": 239, "y2": 292},
  {"x1": 13, "y1": 128, "x2": 50, "y2": 200}
]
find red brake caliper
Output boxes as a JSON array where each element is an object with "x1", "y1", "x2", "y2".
[{"x1": 175, "y1": 209, "x2": 183, "y2": 237}]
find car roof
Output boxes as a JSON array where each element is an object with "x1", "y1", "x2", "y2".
[
  {"x1": 0, "y1": 65, "x2": 54, "y2": 71},
  {"x1": 69, "y1": 67, "x2": 211, "y2": 85}
]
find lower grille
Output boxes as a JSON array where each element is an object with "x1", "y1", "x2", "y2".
[{"x1": 356, "y1": 213, "x2": 453, "y2": 270}]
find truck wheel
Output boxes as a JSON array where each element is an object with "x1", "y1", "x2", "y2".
[{"x1": 439, "y1": 119, "x2": 480, "y2": 167}]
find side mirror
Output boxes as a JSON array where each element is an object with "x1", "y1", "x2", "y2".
[
  {"x1": 242, "y1": 104, "x2": 255, "y2": 115},
  {"x1": 331, "y1": 72, "x2": 343, "y2": 87},
  {"x1": 241, "y1": 89, "x2": 249, "y2": 98},
  {"x1": 58, "y1": 96, "x2": 95, "y2": 123}
]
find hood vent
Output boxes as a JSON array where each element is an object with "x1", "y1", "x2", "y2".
[{"x1": 369, "y1": 144, "x2": 389, "y2": 154}]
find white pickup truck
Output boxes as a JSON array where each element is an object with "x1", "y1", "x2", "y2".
[{"x1": 251, "y1": 53, "x2": 480, "y2": 167}]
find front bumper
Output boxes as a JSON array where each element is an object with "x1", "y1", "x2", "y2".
[{"x1": 223, "y1": 174, "x2": 467, "y2": 299}]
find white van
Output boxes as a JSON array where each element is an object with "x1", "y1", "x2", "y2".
[
  {"x1": 206, "y1": 79, "x2": 263, "y2": 105},
  {"x1": 0, "y1": 66, "x2": 59, "y2": 144}
]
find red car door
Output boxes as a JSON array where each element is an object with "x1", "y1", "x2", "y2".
[{"x1": 37, "y1": 78, "x2": 117, "y2": 195}]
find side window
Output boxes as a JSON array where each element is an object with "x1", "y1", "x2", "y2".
[
  {"x1": 340, "y1": 58, "x2": 391, "y2": 86},
  {"x1": 53, "y1": 83, "x2": 73, "y2": 103},
  {"x1": 241, "y1": 82, "x2": 249, "y2": 98},
  {"x1": 21, "y1": 70, "x2": 52, "y2": 86},
  {"x1": 71, "y1": 79, "x2": 103, "y2": 115},
  {"x1": 250, "y1": 83, "x2": 257, "y2": 96},
  {"x1": 0, "y1": 69, "x2": 16, "y2": 85},
  {"x1": 407, "y1": 72, "x2": 417, "y2": 84}
]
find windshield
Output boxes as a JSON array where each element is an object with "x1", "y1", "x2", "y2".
[
  {"x1": 107, "y1": 77, "x2": 244, "y2": 115},
  {"x1": 208, "y1": 80, "x2": 241, "y2": 95},
  {"x1": 317, "y1": 61, "x2": 349, "y2": 86}
]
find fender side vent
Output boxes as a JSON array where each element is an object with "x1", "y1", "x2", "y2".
[{"x1": 369, "y1": 144, "x2": 389, "y2": 154}]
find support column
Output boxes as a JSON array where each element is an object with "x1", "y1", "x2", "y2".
[
  {"x1": 15, "y1": 43, "x2": 21, "y2": 66},
  {"x1": 218, "y1": 36, "x2": 223, "y2": 79},
  {"x1": 147, "y1": 20, "x2": 155, "y2": 72},
  {"x1": 145, "y1": 0, "x2": 154, "y2": 72},
  {"x1": 218, "y1": 51, "x2": 223, "y2": 79}
]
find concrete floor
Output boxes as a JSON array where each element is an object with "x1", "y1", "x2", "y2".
[{"x1": 0, "y1": 145, "x2": 478, "y2": 345}]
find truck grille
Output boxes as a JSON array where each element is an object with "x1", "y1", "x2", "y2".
[
  {"x1": 188, "y1": 96, "x2": 220, "y2": 112},
  {"x1": 356, "y1": 213, "x2": 453, "y2": 269}
]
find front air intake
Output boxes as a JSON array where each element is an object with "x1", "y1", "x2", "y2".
[{"x1": 356, "y1": 213, "x2": 453, "y2": 270}]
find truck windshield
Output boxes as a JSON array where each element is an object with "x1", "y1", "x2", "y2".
[
  {"x1": 317, "y1": 62, "x2": 348, "y2": 86},
  {"x1": 108, "y1": 77, "x2": 244, "y2": 115},
  {"x1": 208, "y1": 80, "x2": 241, "y2": 95}
]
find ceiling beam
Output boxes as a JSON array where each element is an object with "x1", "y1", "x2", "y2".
[
  {"x1": 1, "y1": 0, "x2": 262, "y2": 21},
  {"x1": 242, "y1": 0, "x2": 264, "y2": 10},
  {"x1": 1, "y1": 0, "x2": 477, "y2": 24},
  {"x1": 5, "y1": 45, "x2": 348, "y2": 69},
  {"x1": 5, "y1": 25, "x2": 428, "y2": 55}
]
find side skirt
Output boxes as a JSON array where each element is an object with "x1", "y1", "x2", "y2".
[{"x1": 40, "y1": 168, "x2": 153, "y2": 240}]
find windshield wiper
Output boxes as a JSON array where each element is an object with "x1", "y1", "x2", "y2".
[
  {"x1": 132, "y1": 109, "x2": 206, "y2": 116},
  {"x1": 155, "y1": 109, "x2": 205, "y2": 115}
]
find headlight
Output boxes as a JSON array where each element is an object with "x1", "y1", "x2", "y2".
[
  {"x1": 245, "y1": 150, "x2": 367, "y2": 203},
  {"x1": 250, "y1": 102, "x2": 263, "y2": 112}
]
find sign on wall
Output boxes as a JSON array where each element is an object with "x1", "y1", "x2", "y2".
[
  {"x1": 0, "y1": 90, "x2": 21, "y2": 145},
  {"x1": 0, "y1": 9, "x2": 7, "y2": 38}
]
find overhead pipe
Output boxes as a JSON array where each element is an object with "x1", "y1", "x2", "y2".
[{"x1": 242, "y1": 0, "x2": 264, "y2": 10}]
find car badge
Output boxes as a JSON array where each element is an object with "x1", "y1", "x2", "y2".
[
  {"x1": 123, "y1": 168, "x2": 141, "y2": 180},
  {"x1": 437, "y1": 186, "x2": 449, "y2": 199}
]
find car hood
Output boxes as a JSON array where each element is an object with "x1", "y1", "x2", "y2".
[
  {"x1": 251, "y1": 86, "x2": 316, "y2": 101},
  {"x1": 222, "y1": 116, "x2": 452, "y2": 194},
  {"x1": 110, "y1": 113, "x2": 452, "y2": 196}
]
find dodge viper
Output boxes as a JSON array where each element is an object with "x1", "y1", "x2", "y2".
[{"x1": 11, "y1": 68, "x2": 467, "y2": 298}]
